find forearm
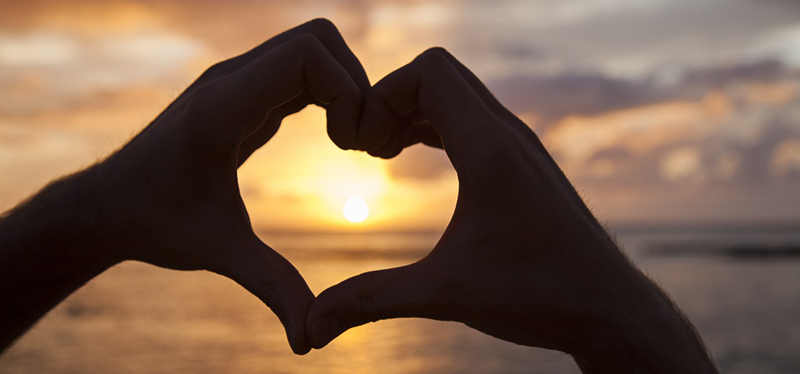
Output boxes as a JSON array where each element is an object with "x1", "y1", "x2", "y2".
[
  {"x1": 0, "y1": 167, "x2": 116, "y2": 352},
  {"x1": 572, "y1": 266, "x2": 718, "y2": 374}
]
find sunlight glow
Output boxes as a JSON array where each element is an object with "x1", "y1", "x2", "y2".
[{"x1": 343, "y1": 196, "x2": 369, "y2": 223}]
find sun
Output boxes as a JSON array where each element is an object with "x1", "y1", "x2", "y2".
[{"x1": 343, "y1": 196, "x2": 369, "y2": 223}]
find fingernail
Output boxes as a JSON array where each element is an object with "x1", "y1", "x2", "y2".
[{"x1": 309, "y1": 314, "x2": 340, "y2": 349}]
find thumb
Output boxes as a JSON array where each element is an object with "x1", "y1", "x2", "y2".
[
  {"x1": 216, "y1": 237, "x2": 315, "y2": 355},
  {"x1": 305, "y1": 262, "x2": 439, "y2": 349}
]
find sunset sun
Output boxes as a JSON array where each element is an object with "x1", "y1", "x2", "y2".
[{"x1": 343, "y1": 196, "x2": 369, "y2": 223}]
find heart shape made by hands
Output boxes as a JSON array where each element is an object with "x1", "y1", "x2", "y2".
[{"x1": 183, "y1": 20, "x2": 646, "y2": 360}]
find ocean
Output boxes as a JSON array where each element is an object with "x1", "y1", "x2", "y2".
[{"x1": 1, "y1": 227, "x2": 799, "y2": 374}]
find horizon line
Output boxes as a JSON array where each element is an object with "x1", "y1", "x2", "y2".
[{"x1": 255, "y1": 220, "x2": 800, "y2": 235}]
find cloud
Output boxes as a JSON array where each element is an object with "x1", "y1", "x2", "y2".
[
  {"x1": 384, "y1": 58, "x2": 800, "y2": 191},
  {"x1": 0, "y1": 29, "x2": 207, "y2": 116},
  {"x1": 438, "y1": 0, "x2": 800, "y2": 82},
  {"x1": 1, "y1": 0, "x2": 799, "y2": 226},
  {"x1": 660, "y1": 147, "x2": 704, "y2": 183},
  {"x1": 771, "y1": 138, "x2": 800, "y2": 179},
  {"x1": 487, "y1": 59, "x2": 793, "y2": 126},
  {"x1": 0, "y1": 32, "x2": 79, "y2": 66},
  {"x1": 489, "y1": 73, "x2": 670, "y2": 124},
  {"x1": 558, "y1": 90, "x2": 800, "y2": 189}
]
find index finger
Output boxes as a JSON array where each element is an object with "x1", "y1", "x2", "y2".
[
  {"x1": 194, "y1": 34, "x2": 361, "y2": 150},
  {"x1": 200, "y1": 18, "x2": 371, "y2": 92},
  {"x1": 363, "y1": 48, "x2": 515, "y2": 170},
  {"x1": 193, "y1": 19, "x2": 370, "y2": 150}
]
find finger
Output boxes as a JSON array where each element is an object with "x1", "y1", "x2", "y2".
[
  {"x1": 223, "y1": 19, "x2": 388, "y2": 152},
  {"x1": 355, "y1": 92, "x2": 401, "y2": 152},
  {"x1": 363, "y1": 47, "x2": 541, "y2": 157},
  {"x1": 381, "y1": 114, "x2": 444, "y2": 151},
  {"x1": 366, "y1": 116, "x2": 415, "y2": 159},
  {"x1": 202, "y1": 19, "x2": 369, "y2": 159},
  {"x1": 429, "y1": 47, "x2": 562, "y2": 165},
  {"x1": 430, "y1": 48, "x2": 530, "y2": 134},
  {"x1": 236, "y1": 90, "x2": 319, "y2": 166},
  {"x1": 209, "y1": 33, "x2": 361, "y2": 150},
  {"x1": 426, "y1": 50, "x2": 594, "y2": 213},
  {"x1": 405, "y1": 122, "x2": 444, "y2": 149},
  {"x1": 216, "y1": 236, "x2": 315, "y2": 355},
  {"x1": 360, "y1": 48, "x2": 510, "y2": 169},
  {"x1": 306, "y1": 263, "x2": 441, "y2": 349},
  {"x1": 198, "y1": 18, "x2": 370, "y2": 92}
]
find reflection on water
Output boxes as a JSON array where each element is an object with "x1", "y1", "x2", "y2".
[{"x1": 2, "y1": 228, "x2": 800, "y2": 374}]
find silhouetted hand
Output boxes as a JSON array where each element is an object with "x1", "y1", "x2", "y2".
[
  {"x1": 91, "y1": 20, "x2": 375, "y2": 354},
  {"x1": 0, "y1": 19, "x2": 371, "y2": 355},
  {"x1": 307, "y1": 48, "x2": 718, "y2": 373}
]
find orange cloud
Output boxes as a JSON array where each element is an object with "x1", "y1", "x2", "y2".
[{"x1": 544, "y1": 90, "x2": 732, "y2": 168}]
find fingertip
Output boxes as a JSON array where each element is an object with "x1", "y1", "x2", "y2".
[
  {"x1": 290, "y1": 332, "x2": 312, "y2": 355},
  {"x1": 326, "y1": 92, "x2": 361, "y2": 151},
  {"x1": 367, "y1": 146, "x2": 403, "y2": 160},
  {"x1": 292, "y1": 345, "x2": 311, "y2": 355},
  {"x1": 355, "y1": 94, "x2": 397, "y2": 152},
  {"x1": 284, "y1": 299, "x2": 313, "y2": 355},
  {"x1": 288, "y1": 285, "x2": 316, "y2": 355},
  {"x1": 307, "y1": 314, "x2": 342, "y2": 349}
]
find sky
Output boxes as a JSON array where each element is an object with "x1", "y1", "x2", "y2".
[{"x1": 0, "y1": 0, "x2": 799, "y2": 232}]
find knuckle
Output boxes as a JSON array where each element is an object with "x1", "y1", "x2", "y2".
[
  {"x1": 289, "y1": 33, "x2": 324, "y2": 55},
  {"x1": 355, "y1": 272, "x2": 382, "y2": 323},
  {"x1": 254, "y1": 279, "x2": 278, "y2": 306},
  {"x1": 254, "y1": 278, "x2": 292, "y2": 324},
  {"x1": 416, "y1": 47, "x2": 450, "y2": 69},
  {"x1": 305, "y1": 18, "x2": 340, "y2": 38},
  {"x1": 358, "y1": 295, "x2": 381, "y2": 323},
  {"x1": 293, "y1": 32, "x2": 320, "y2": 48},
  {"x1": 424, "y1": 46, "x2": 453, "y2": 59}
]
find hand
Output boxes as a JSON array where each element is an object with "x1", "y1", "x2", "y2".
[
  {"x1": 0, "y1": 19, "x2": 369, "y2": 355},
  {"x1": 95, "y1": 19, "x2": 374, "y2": 354},
  {"x1": 307, "y1": 48, "x2": 718, "y2": 373}
]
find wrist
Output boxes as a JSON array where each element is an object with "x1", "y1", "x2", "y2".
[{"x1": 1, "y1": 164, "x2": 121, "y2": 269}]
